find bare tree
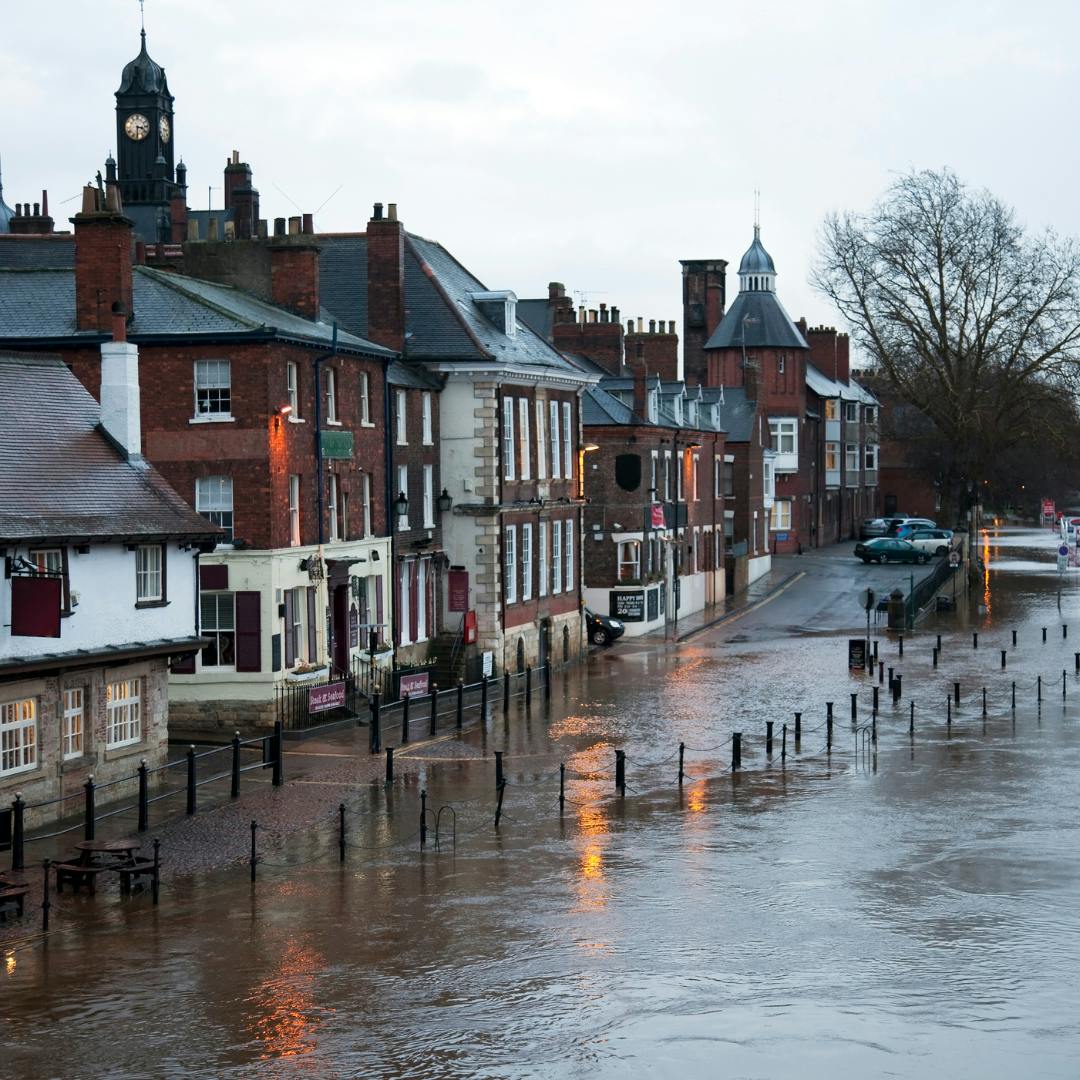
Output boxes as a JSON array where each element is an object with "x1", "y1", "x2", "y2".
[{"x1": 814, "y1": 169, "x2": 1080, "y2": 511}]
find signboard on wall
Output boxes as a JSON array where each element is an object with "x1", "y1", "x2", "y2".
[
  {"x1": 848, "y1": 639, "x2": 867, "y2": 669},
  {"x1": 650, "y1": 504, "x2": 665, "y2": 528},
  {"x1": 448, "y1": 570, "x2": 469, "y2": 612},
  {"x1": 398, "y1": 670, "x2": 431, "y2": 698},
  {"x1": 482, "y1": 651, "x2": 494, "y2": 677},
  {"x1": 646, "y1": 588, "x2": 659, "y2": 622},
  {"x1": 349, "y1": 604, "x2": 359, "y2": 648},
  {"x1": 309, "y1": 681, "x2": 346, "y2": 714},
  {"x1": 611, "y1": 591, "x2": 645, "y2": 621}
]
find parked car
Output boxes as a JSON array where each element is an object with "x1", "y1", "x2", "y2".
[
  {"x1": 905, "y1": 528, "x2": 954, "y2": 555},
  {"x1": 888, "y1": 517, "x2": 936, "y2": 537},
  {"x1": 860, "y1": 517, "x2": 891, "y2": 539},
  {"x1": 585, "y1": 607, "x2": 626, "y2": 646},
  {"x1": 853, "y1": 537, "x2": 929, "y2": 564}
]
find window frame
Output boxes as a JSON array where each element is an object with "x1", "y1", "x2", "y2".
[
  {"x1": 771, "y1": 499, "x2": 792, "y2": 531},
  {"x1": 396, "y1": 389, "x2": 408, "y2": 445},
  {"x1": 564, "y1": 518, "x2": 574, "y2": 591},
  {"x1": 193, "y1": 359, "x2": 232, "y2": 419},
  {"x1": 325, "y1": 366, "x2": 338, "y2": 424},
  {"x1": 562, "y1": 402, "x2": 573, "y2": 480},
  {"x1": 0, "y1": 697, "x2": 37, "y2": 777},
  {"x1": 289, "y1": 474, "x2": 301, "y2": 546},
  {"x1": 360, "y1": 372, "x2": 372, "y2": 425},
  {"x1": 502, "y1": 396, "x2": 516, "y2": 481},
  {"x1": 328, "y1": 473, "x2": 340, "y2": 542},
  {"x1": 397, "y1": 464, "x2": 409, "y2": 530},
  {"x1": 362, "y1": 473, "x2": 372, "y2": 537},
  {"x1": 535, "y1": 400, "x2": 548, "y2": 480},
  {"x1": 200, "y1": 591, "x2": 237, "y2": 669},
  {"x1": 538, "y1": 521, "x2": 549, "y2": 597},
  {"x1": 845, "y1": 401, "x2": 860, "y2": 423},
  {"x1": 825, "y1": 398, "x2": 839, "y2": 421},
  {"x1": 195, "y1": 476, "x2": 234, "y2": 544},
  {"x1": 826, "y1": 442, "x2": 840, "y2": 471},
  {"x1": 845, "y1": 443, "x2": 860, "y2": 472},
  {"x1": 865, "y1": 443, "x2": 879, "y2": 471},
  {"x1": 618, "y1": 540, "x2": 641, "y2": 582},
  {"x1": 106, "y1": 678, "x2": 141, "y2": 749},
  {"x1": 422, "y1": 392, "x2": 433, "y2": 445},
  {"x1": 504, "y1": 525, "x2": 517, "y2": 605},
  {"x1": 769, "y1": 418, "x2": 797, "y2": 455},
  {"x1": 521, "y1": 523, "x2": 533, "y2": 601},
  {"x1": 286, "y1": 361, "x2": 300, "y2": 418},
  {"x1": 552, "y1": 520, "x2": 562, "y2": 593},
  {"x1": 135, "y1": 543, "x2": 166, "y2": 606},
  {"x1": 518, "y1": 398, "x2": 531, "y2": 480},
  {"x1": 550, "y1": 400, "x2": 561, "y2": 479},
  {"x1": 423, "y1": 464, "x2": 435, "y2": 528},
  {"x1": 62, "y1": 687, "x2": 84, "y2": 761}
]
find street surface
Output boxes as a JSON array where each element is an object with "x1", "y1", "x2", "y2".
[{"x1": 4, "y1": 528, "x2": 1079, "y2": 1079}]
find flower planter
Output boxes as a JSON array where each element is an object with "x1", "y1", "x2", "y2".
[{"x1": 285, "y1": 666, "x2": 329, "y2": 684}]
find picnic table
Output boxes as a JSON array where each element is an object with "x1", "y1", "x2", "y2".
[
  {"x1": 0, "y1": 877, "x2": 29, "y2": 920},
  {"x1": 55, "y1": 839, "x2": 141, "y2": 894}
]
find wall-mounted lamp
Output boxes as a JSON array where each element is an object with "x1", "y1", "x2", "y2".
[
  {"x1": 395, "y1": 491, "x2": 409, "y2": 518},
  {"x1": 437, "y1": 488, "x2": 453, "y2": 513},
  {"x1": 582, "y1": 443, "x2": 600, "y2": 452}
]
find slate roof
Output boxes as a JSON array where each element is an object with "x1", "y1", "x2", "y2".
[
  {"x1": 388, "y1": 359, "x2": 442, "y2": 390},
  {"x1": 0, "y1": 234, "x2": 76, "y2": 268},
  {"x1": 319, "y1": 232, "x2": 589, "y2": 376},
  {"x1": 738, "y1": 226, "x2": 776, "y2": 275},
  {"x1": 582, "y1": 384, "x2": 636, "y2": 426},
  {"x1": 0, "y1": 353, "x2": 219, "y2": 543},
  {"x1": 516, "y1": 298, "x2": 553, "y2": 340},
  {"x1": 705, "y1": 288, "x2": 808, "y2": 351},
  {"x1": 0, "y1": 264, "x2": 393, "y2": 356},
  {"x1": 709, "y1": 387, "x2": 757, "y2": 443},
  {"x1": 805, "y1": 363, "x2": 842, "y2": 399}
]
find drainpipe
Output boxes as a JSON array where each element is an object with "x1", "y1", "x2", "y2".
[
  {"x1": 383, "y1": 363, "x2": 397, "y2": 654},
  {"x1": 313, "y1": 322, "x2": 339, "y2": 546}
]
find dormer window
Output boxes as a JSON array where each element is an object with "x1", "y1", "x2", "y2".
[
  {"x1": 647, "y1": 390, "x2": 658, "y2": 423},
  {"x1": 471, "y1": 290, "x2": 518, "y2": 338}
]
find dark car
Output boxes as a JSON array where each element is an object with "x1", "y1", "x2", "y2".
[
  {"x1": 853, "y1": 537, "x2": 929, "y2": 565},
  {"x1": 584, "y1": 607, "x2": 626, "y2": 646}
]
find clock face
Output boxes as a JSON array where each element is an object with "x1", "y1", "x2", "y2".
[
  {"x1": 124, "y1": 113, "x2": 150, "y2": 141},
  {"x1": 159, "y1": 116, "x2": 171, "y2": 143}
]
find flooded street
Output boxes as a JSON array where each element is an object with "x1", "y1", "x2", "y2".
[{"x1": 5, "y1": 528, "x2": 1080, "y2": 1079}]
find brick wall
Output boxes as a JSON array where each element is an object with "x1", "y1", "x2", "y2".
[
  {"x1": 73, "y1": 211, "x2": 134, "y2": 332},
  {"x1": 681, "y1": 259, "x2": 727, "y2": 386}
]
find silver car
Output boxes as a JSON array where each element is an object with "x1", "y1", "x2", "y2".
[{"x1": 905, "y1": 528, "x2": 953, "y2": 555}]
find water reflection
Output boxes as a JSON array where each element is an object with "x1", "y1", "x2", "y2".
[{"x1": 245, "y1": 939, "x2": 326, "y2": 1061}]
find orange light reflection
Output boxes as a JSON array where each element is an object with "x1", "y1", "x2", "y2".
[
  {"x1": 245, "y1": 940, "x2": 325, "y2": 1061},
  {"x1": 982, "y1": 530, "x2": 992, "y2": 619}
]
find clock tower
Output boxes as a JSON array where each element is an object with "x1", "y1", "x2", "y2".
[{"x1": 115, "y1": 29, "x2": 177, "y2": 208}]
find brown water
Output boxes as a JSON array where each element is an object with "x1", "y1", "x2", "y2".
[{"x1": 4, "y1": 527, "x2": 1080, "y2": 1079}]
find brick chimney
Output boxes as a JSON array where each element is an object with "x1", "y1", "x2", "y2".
[
  {"x1": 269, "y1": 216, "x2": 320, "y2": 320},
  {"x1": 9, "y1": 190, "x2": 55, "y2": 235},
  {"x1": 99, "y1": 303, "x2": 142, "y2": 460},
  {"x1": 680, "y1": 259, "x2": 727, "y2": 385},
  {"x1": 624, "y1": 318, "x2": 680, "y2": 381},
  {"x1": 366, "y1": 201, "x2": 405, "y2": 351},
  {"x1": 632, "y1": 366, "x2": 649, "y2": 421},
  {"x1": 72, "y1": 184, "x2": 134, "y2": 333},
  {"x1": 806, "y1": 325, "x2": 850, "y2": 384}
]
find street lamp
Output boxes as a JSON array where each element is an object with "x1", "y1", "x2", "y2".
[
  {"x1": 395, "y1": 491, "x2": 409, "y2": 525},
  {"x1": 437, "y1": 488, "x2": 453, "y2": 514}
]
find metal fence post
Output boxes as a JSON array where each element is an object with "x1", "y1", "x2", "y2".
[
  {"x1": 481, "y1": 675, "x2": 489, "y2": 720},
  {"x1": 385, "y1": 746, "x2": 394, "y2": 786},
  {"x1": 826, "y1": 717, "x2": 833, "y2": 755},
  {"x1": 272, "y1": 720, "x2": 284, "y2": 787},
  {"x1": 84, "y1": 775, "x2": 96, "y2": 840},
  {"x1": 138, "y1": 759, "x2": 149, "y2": 832},
  {"x1": 456, "y1": 680, "x2": 464, "y2": 729},
  {"x1": 370, "y1": 692, "x2": 382, "y2": 754},
  {"x1": 732, "y1": 733, "x2": 742, "y2": 770},
  {"x1": 401, "y1": 693, "x2": 411, "y2": 745},
  {"x1": 339, "y1": 803, "x2": 346, "y2": 864},
  {"x1": 230, "y1": 732, "x2": 241, "y2": 799},
  {"x1": 11, "y1": 794, "x2": 24, "y2": 871},
  {"x1": 420, "y1": 790, "x2": 428, "y2": 848},
  {"x1": 186, "y1": 746, "x2": 197, "y2": 815},
  {"x1": 765, "y1": 720, "x2": 774, "y2": 757},
  {"x1": 559, "y1": 763, "x2": 566, "y2": 812},
  {"x1": 678, "y1": 742, "x2": 685, "y2": 783},
  {"x1": 615, "y1": 749, "x2": 626, "y2": 796},
  {"x1": 429, "y1": 684, "x2": 439, "y2": 737},
  {"x1": 794, "y1": 712, "x2": 802, "y2": 748},
  {"x1": 851, "y1": 692, "x2": 858, "y2": 723},
  {"x1": 782, "y1": 723, "x2": 787, "y2": 761}
]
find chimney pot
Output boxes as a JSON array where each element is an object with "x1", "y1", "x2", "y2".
[
  {"x1": 288, "y1": 216, "x2": 301, "y2": 235},
  {"x1": 648, "y1": 319, "x2": 656, "y2": 334},
  {"x1": 669, "y1": 320, "x2": 675, "y2": 334},
  {"x1": 99, "y1": 336, "x2": 141, "y2": 459},
  {"x1": 372, "y1": 202, "x2": 383, "y2": 220},
  {"x1": 636, "y1": 317, "x2": 644, "y2": 333},
  {"x1": 548, "y1": 281, "x2": 565, "y2": 300},
  {"x1": 626, "y1": 319, "x2": 634, "y2": 334},
  {"x1": 232, "y1": 150, "x2": 239, "y2": 164},
  {"x1": 257, "y1": 219, "x2": 268, "y2": 238},
  {"x1": 578, "y1": 305, "x2": 586, "y2": 324},
  {"x1": 589, "y1": 309, "x2": 597, "y2": 323},
  {"x1": 41, "y1": 190, "x2": 48, "y2": 216},
  {"x1": 302, "y1": 212, "x2": 314, "y2": 235},
  {"x1": 187, "y1": 219, "x2": 200, "y2": 241},
  {"x1": 611, "y1": 306, "x2": 619, "y2": 324},
  {"x1": 224, "y1": 220, "x2": 235, "y2": 240},
  {"x1": 387, "y1": 203, "x2": 398, "y2": 222},
  {"x1": 274, "y1": 217, "x2": 286, "y2": 236},
  {"x1": 207, "y1": 216, "x2": 219, "y2": 241},
  {"x1": 32, "y1": 202, "x2": 40, "y2": 216}
]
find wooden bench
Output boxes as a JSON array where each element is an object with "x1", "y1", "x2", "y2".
[
  {"x1": 54, "y1": 862, "x2": 111, "y2": 894},
  {"x1": 117, "y1": 859, "x2": 158, "y2": 896},
  {"x1": 0, "y1": 884, "x2": 29, "y2": 920}
]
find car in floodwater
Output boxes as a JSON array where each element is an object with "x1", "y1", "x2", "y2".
[
  {"x1": 853, "y1": 537, "x2": 930, "y2": 565},
  {"x1": 584, "y1": 607, "x2": 625, "y2": 646}
]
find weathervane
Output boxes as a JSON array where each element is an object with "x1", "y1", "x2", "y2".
[{"x1": 139, "y1": 0, "x2": 146, "y2": 37}]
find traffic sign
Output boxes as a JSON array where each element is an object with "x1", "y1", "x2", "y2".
[
  {"x1": 1059, "y1": 544, "x2": 1070, "y2": 558},
  {"x1": 858, "y1": 587, "x2": 876, "y2": 612},
  {"x1": 948, "y1": 551, "x2": 960, "y2": 567}
]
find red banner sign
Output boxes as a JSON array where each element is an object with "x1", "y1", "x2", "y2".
[
  {"x1": 448, "y1": 569, "x2": 469, "y2": 612},
  {"x1": 308, "y1": 681, "x2": 346, "y2": 714},
  {"x1": 650, "y1": 504, "x2": 666, "y2": 528},
  {"x1": 399, "y1": 671, "x2": 431, "y2": 698}
]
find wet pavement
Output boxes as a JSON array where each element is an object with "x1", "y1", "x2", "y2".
[{"x1": 3, "y1": 527, "x2": 1080, "y2": 1078}]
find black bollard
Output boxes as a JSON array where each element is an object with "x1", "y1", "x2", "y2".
[
  {"x1": 495, "y1": 750, "x2": 504, "y2": 789},
  {"x1": 982, "y1": 687, "x2": 987, "y2": 715},
  {"x1": 871, "y1": 713, "x2": 877, "y2": 745},
  {"x1": 1043, "y1": 627, "x2": 1047, "y2": 643},
  {"x1": 873, "y1": 640, "x2": 879, "y2": 661},
  {"x1": 151, "y1": 839, "x2": 160, "y2": 905},
  {"x1": 909, "y1": 700, "x2": 915, "y2": 735},
  {"x1": 186, "y1": 747, "x2": 198, "y2": 816},
  {"x1": 1065, "y1": 670, "x2": 1068, "y2": 699},
  {"x1": 1012, "y1": 681, "x2": 1016, "y2": 710},
  {"x1": 385, "y1": 746, "x2": 394, "y2": 786},
  {"x1": 272, "y1": 720, "x2": 284, "y2": 787},
  {"x1": 545, "y1": 662, "x2": 552, "y2": 701},
  {"x1": 851, "y1": 692, "x2": 858, "y2": 723},
  {"x1": 678, "y1": 742, "x2": 685, "y2": 784},
  {"x1": 481, "y1": 676, "x2": 489, "y2": 720},
  {"x1": 936, "y1": 634, "x2": 942, "y2": 651},
  {"x1": 84, "y1": 775, "x2": 96, "y2": 840},
  {"x1": 138, "y1": 758, "x2": 149, "y2": 831},
  {"x1": 878, "y1": 661, "x2": 884, "y2": 685},
  {"x1": 615, "y1": 749, "x2": 626, "y2": 796},
  {"x1": 494, "y1": 781, "x2": 506, "y2": 828},
  {"x1": 794, "y1": 712, "x2": 802, "y2": 748},
  {"x1": 370, "y1": 692, "x2": 382, "y2": 753},
  {"x1": 559, "y1": 763, "x2": 566, "y2": 813},
  {"x1": 947, "y1": 696, "x2": 952, "y2": 725},
  {"x1": 456, "y1": 680, "x2": 464, "y2": 729},
  {"x1": 826, "y1": 717, "x2": 833, "y2": 755},
  {"x1": 41, "y1": 859, "x2": 51, "y2": 931},
  {"x1": 899, "y1": 635, "x2": 904, "y2": 657},
  {"x1": 782, "y1": 723, "x2": 788, "y2": 761},
  {"x1": 429, "y1": 683, "x2": 439, "y2": 737},
  {"x1": 893, "y1": 673, "x2": 902, "y2": 705},
  {"x1": 872, "y1": 685, "x2": 879, "y2": 715},
  {"x1": 766, "y1": 720, "x2": 774, "y2": 758},
  {"x1": 954, "y1": 682, "x2": 961, "y2": 706},
  {"x1": 1065, "y1": 625, "x2": 1069, "y2": 640},
  {"x1": 230, "y1": 733, "x2": 241, "y2": 799},
  {"x1": 339, "y1": 803, "x2": 346, "y2": 864},
  {"x1": 827, "y1": 701, "x2": 834, "y2": 726},
  {"x1": 732, "y1": 733, "x2": 742, "y2": 770},
  {"x1": 1002, "y1": 650, "x2": 1007, "y2": 670},
  {"x1": 933, "y1": 648, "x2": 939, "y2": 668},
  {"x1": 420, "y1": 789, "x2": 428, "y2": 847},
  {"x1": 11, "y1": 793, "x2": 24, "y2": 871},
  {"x1": 250, "y1": 820, "x2": 258, "y2": 882},
  {"x1": 401, "y1": 693, "x2": 411, "y2": 745},
  {"x1": 1038, "y1": 675, "x2": 1042, "y2": 702},
  {"x1": 888, "y1": 666, "x2": 894, "y2": 691},
  {"x1": 973, "y1": 631, "x2": 978, "y2": 649},
  {"x1": 525, "y1": 665, "x2": 532, "y2": 706},
  {"x1": 1012, "y1": 629, "x2": 1017, "y2": 647},
  {"x1": 503, "y1": 671, "x2": 511, "y2": 710},
  {"x1": 1075, "y1": 653, "x2": 1080, "y2": 674}
]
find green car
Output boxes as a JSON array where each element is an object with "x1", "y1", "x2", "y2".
[{"x1": 853, "y1": 537, "x2": 929, "y2": 565}]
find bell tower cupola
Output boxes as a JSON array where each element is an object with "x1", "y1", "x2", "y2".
[
  {"x1": 737, "y1": 224, "x2": 777, "y2": 294},
  {"x1": 115, "y1": 22, "x2": 176, "y2": 208}
]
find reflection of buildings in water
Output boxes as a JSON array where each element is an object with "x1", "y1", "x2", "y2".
[
  {"x1": 982, "y1": 530, "x2": 992, "y2": 618},
  {"x1": 572, "y1": 802, "x2": 611, "y2": 913},
  {"x1": 246, "y1": 940, "x2": 325, "y2": 1060}
]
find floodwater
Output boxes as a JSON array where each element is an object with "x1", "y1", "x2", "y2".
[{"x1": 5, "y1": 528, "x2": 1080, "y2": 1079}]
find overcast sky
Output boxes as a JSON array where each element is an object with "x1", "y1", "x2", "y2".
[{"x1": 3, "y1": 1, "x2": 1078, "y2": 357}]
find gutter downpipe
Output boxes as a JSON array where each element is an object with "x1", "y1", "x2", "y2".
[
  {"x1": 384, "y1": 358, "x2": 397, "y2": 658},
  {"x1": 313, "y1": 322, "x2": 339, "y2": 547}
]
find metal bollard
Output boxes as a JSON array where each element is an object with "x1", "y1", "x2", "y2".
[
  {"x1": 766, "y1": 721, "x2": 774, "y2": 757},
  {"x1": 1076, "y1": 653, "x2": 1080, "y2": 674},
  {"x1": 84, "y1": 775, "x2": 97, "y2": 840},
  {"x1": 982, "y1": 687, "x2": 987, "y2": 715},
  {"x1": 151, "y1": 838, "x2": 160, "y2": 905},
  {"x1": 871, "y1": 713, "x2": 877, "y2": 745},
  {"x1": 11, "y1": 794, "x2": 24, "y2": 871},
  {"x1": 545, "y1": 662, "x2": 552, "y2": 701},
  {"x1": 456, "y1": 680, "x2": 465, "y2": 728},
  {"x1": 782, "y1": 723, "x2": 788, "y2": 761},
  {"x1": 1012, "y1": 629, "x2": 1017, "y2": 647},
  {"x1": 827, "y1": 702, "x2": 834, "y2": 725},
  {"x1": 933, "y1": 648, "x2": 939, "y2": 668},
  {"x1": 878, "y1": 661, "x2": 884, "y2": 685},
  {"x1": 503, "y1": 672, "x2": 511, "y2": 710},
  {"x1": 678, "y1": 742, "x2": 685, "y2": 784},
  {"x1": 826, "y1": 717, "x2": 833, "y2": 754},
  {"x1": 401, "y1": 693, "x2": 411, "y2": 745},
  {"x1": 272, "y1": 720, "x2": 284, "y2": 787},
  {"x1": 898, "y1": 635, "x2": 904, "y2": 657},
  {"x1": 615, "y1": 749, "x2": 626, "y2": 796},
  {"x1": 872, "y1": 685, "x2": 879, "y2": 716},
  {"x1": 1012, "y1": 681, "x2": 1016, "y2": 710},
  {"x1": 794, "y1": 712, "x2": 802, "y2": 747},
  {"x1": 909, "y1": 700, "x2": 915, "y2": 735},
  {"x1": 1001, "y1": 650, "x2": 1007, "y2": 670},
  {"x1": 370, "y1": 692, "x2": 382, "y2": 754},
  {"x1": 495, "y1": 750, "x2": 504, "y2": 789},
  {"x1": 936, "y1": 634, "x2": 942, "y2": 651},
  {"x1": 947, "y1": 696, "x2": 952, "y2": 725},
  {"x1": 873, "y1": 640, "x2": 879, "y2": 661},
  {"x1": 138, "y1": 758, "x2": 149, "y2": 831},
  {"x1": 429, "y1": 683, "x2": 439, "y2": 737},
  {"x1": 339, "y1": 803, "x2": 346, "y2": 864},
  {"x1": 420, "y1": 790, "x2": 428, "y2": 847},
  {"x1": 1038, "y1": 675, "x2": 1042, "y2": 702},
  {"x1": 954, "y1": 682, "x2": 961, "y2": 706},
  {"x1": 851, "y1": 692, "x2": 858, "y2": 723},
  {"x1": 41, "y1": 859, "x2": 51, "y2": 930},
  {"x1": 481, "y1": 676, "x2": 489, "y2": 720},
  {"x1": 888, "y1": 666, "x2": 894, "y2": 691},
  {"x1": 1043, "y1": 627, "x2": 1047, "y2": 643},
  {"x1": 973, "y1": 631, "x2": 978, "y2": 649},
  {"x1": 385, "y1": 746, "x2": 394, "y2": 786},
  {"x1": 893, "y1": 673, "x2": 902, "y2": 704},
  {"x1": 732, "y1": 733, "x2": 742, "y2": 770},
  {"x1": 559, "y1": 763, "x2": 566, "y2": 812},
  {"x1": 231, "y1": 733, "x2": 241, "y2": 799},
  {"x1": 250, "y1": 820, "x2": 258, "y2": 882},
  {"x1": 1065, "y1": 625, "x2": 1069, "y2": 640},
  {"x1": 525, "y1": 665, "x2": 532, "y2": 706}
]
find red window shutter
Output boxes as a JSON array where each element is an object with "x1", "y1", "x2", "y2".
[
  {"x1": 11, "y1": 577, "x2": 61, "y2": 637},
  {"x1": 200, "y1": 564, "x2": 228, "y2": 590},
  {"x1": 306, "y1": 586, "x2": 318, "y2": 663},
  {"x1": 409, "y1": 561, "x2": 419, "y2": 643},
  {"x1": 235, "y1": 592, "x2": 261, "y2": 672},
  {"x1": 283, "y1": 589, "x2": 295, "y2": 667},
  {"x1": 394, "y1": 566, "x2": 402, "y2": 646},
  {"x1": 171, "y1": 652, "x2": 196, "y2": 674}
]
